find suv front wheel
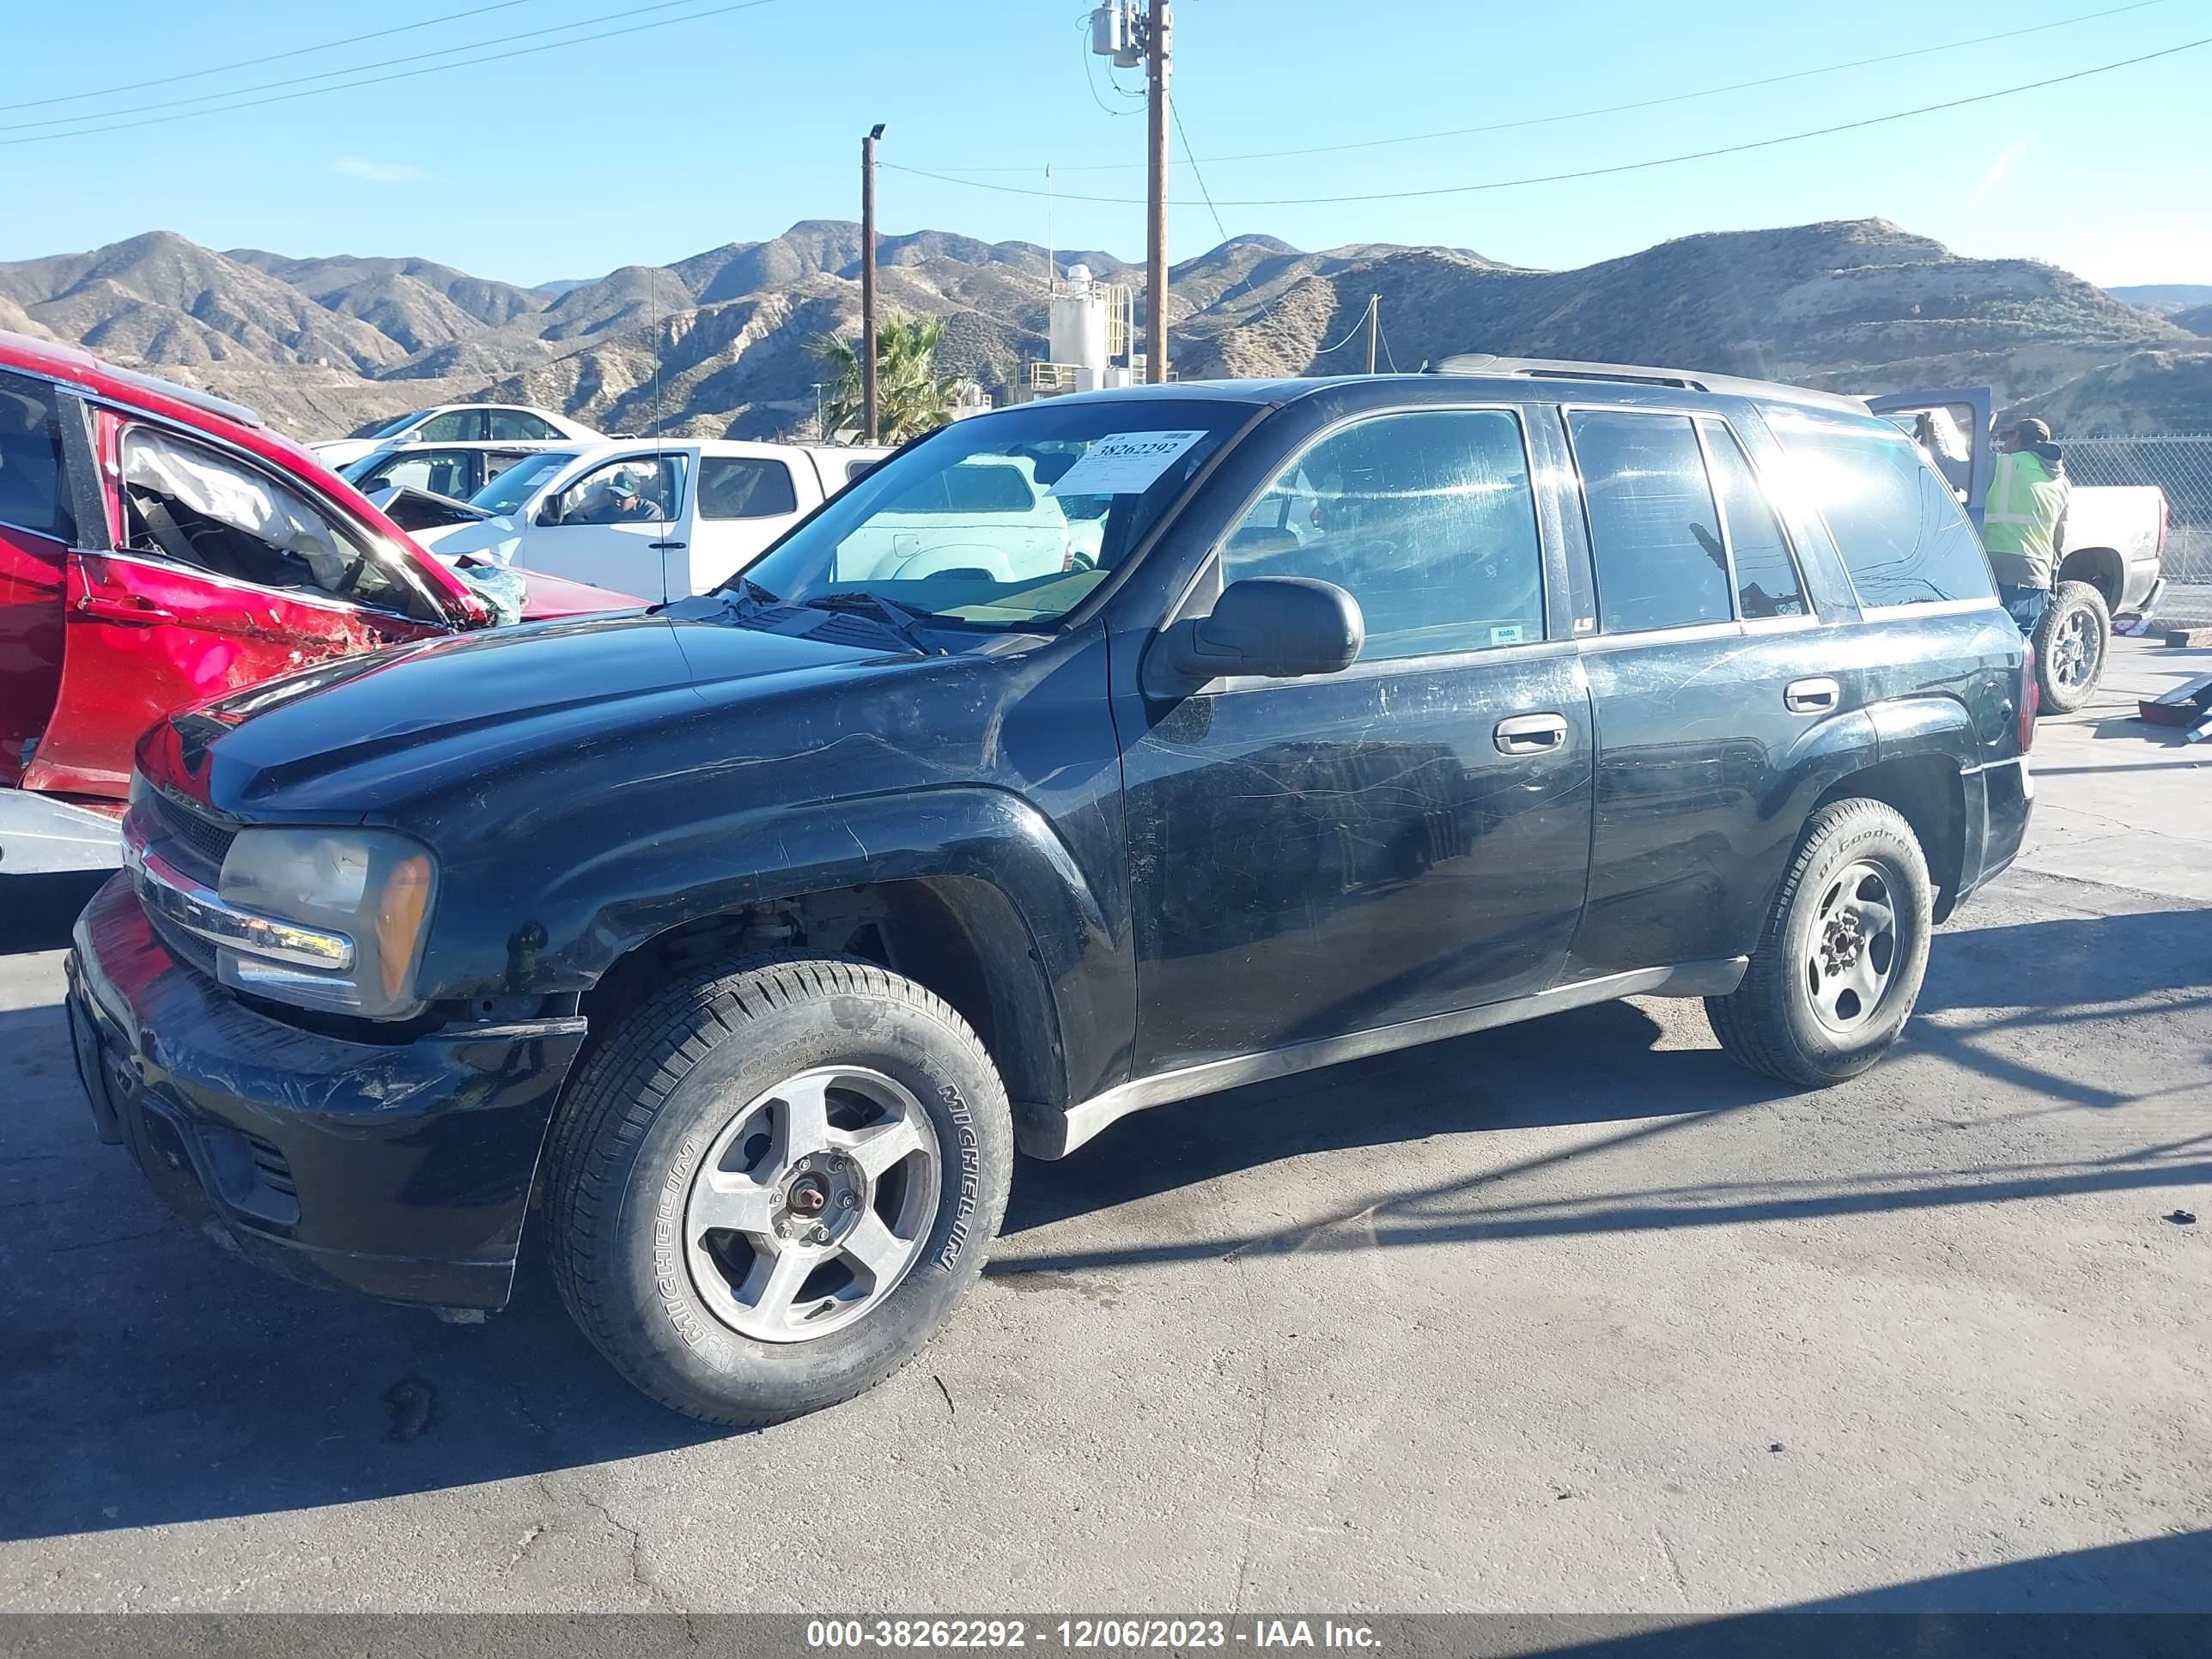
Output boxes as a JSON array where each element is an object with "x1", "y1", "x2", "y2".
[
  {"x1": 545, "y1": 955, "x2": 1012, "y2": 1426},
  {"x1": 1706, "y1": 799, "x2": 1935, "y2": 1087}
]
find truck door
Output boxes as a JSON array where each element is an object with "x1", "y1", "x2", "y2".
[
  {"x1": 21, "y1": 416, "x2": 455, "y2": 797},
  {"x1": 1867, "y1": 387, "x2": 1995, "y2": 530},
  {"x1": 691, "y1": 451, "x2": 807, "y2": 590},
  {"x1": 516, "y1": 450, "x2": 693, "y2": 601}
]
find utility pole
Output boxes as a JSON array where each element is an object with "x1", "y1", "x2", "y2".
[
  {"x1": 861, "y1": 123, "x2": 885, "y2": 444},
  {"x1": 1364, "y1": 295, "x2": 1378, "y2": 375},
  {"x1": 1144, "y1": 0, "x2": 1171, "y2": 383}
]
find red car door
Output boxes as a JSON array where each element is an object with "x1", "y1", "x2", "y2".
[{"x1": 20, "y1": 410, "x2": 469, "y2": 798}]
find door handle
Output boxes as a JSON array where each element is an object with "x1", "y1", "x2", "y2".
[
  {"x1": 1494, "y1": 712, "x2": 1569, "y2": 756},
  {"x1": 78, "y1": 593, "x2": 177, "y2": 626},
  {"x1": 1785, "y1": 677, "x2": 1841, "y2": 714},
  {"x1": 649, "y1": 540, "x2": 687, "y2": 550}
]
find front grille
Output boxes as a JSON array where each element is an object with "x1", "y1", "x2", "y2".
[
  {"x1": 151, "y1": 790, "x2": 237, "y2": 876},
  {"x1": 145, "y1": 905, "x2": 221, "y2": 982}
]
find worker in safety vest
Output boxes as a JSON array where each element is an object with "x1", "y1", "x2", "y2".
[{"x1": 1982, "y1": 418, "x2": 2070, "y2": 633}]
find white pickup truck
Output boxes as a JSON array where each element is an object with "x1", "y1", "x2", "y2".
[
  {"x1": 383, "y1": 438, "x2": 891, "y2": 603},
  {"x1": 1871, "y1": 387, "x2": 2170, "y2": 710}
]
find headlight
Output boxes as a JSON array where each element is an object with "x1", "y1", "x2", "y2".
[{"x1": 215, "y1": 828, "x2": 438, "y2": 1019}]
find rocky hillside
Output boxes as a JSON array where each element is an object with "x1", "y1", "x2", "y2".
[{"x1": 2, "y1": 219, "x2": 2203, "y2": 440}]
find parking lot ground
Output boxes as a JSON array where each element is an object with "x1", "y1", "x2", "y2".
[{"x1": 1, "y1": 638, "x2": 2207, "y2": 1615}]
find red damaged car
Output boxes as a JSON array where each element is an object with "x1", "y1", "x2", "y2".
[{"x1": 0, "y1": 331, "x2": 639, "y2": 872}]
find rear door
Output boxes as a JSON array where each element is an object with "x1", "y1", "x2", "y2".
[
  {"x1": 22, "y1": 413, "x2": 456, "y2": 797},
  {"x1": 1867, "y1": 387, "x2": 1994, "y2": 530},
  {"x1": 1555, "y1": 402, "x2": 1849, "y2": 983},
  {"x1": 511, "y1": 448, "x2": 694, "y2": 601},
  {"x1": 690, "y1": 449, "x2": 808, "y2": 589}
]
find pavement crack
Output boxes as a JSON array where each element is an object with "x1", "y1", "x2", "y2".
[
  {"x1": 580, "y1": 1491, "x2": 686, "y2": 1615},
  {"x1": 1655, "y1": 1527, "x2": 1691, "y2": 1601}
]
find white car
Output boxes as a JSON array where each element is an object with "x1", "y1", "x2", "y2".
[
  {"x1": 310, "y1": 404, "x2": 604, "y2": 469},
  {"x1": 411, "y1": 439, "x2": 891, "y2": 601},
  {"x1": 339, "y1": 439, "x2": 572, "y2": 504},
  {"x1": 832, "y1": 455, "x2": 1091, "y2": 583}
]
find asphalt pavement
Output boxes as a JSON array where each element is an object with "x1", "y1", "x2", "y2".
[{"x1": 1, "y1": 639, "x2": 2206, "y2": 1614}]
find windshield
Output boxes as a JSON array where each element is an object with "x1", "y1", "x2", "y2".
[
  {"x1": 733, "y1": 399, "x2": 1249, "y2": 629},
  {"x1": 349, "y1": 412, "x2": 421, "y2": 441},
  {"x1": 468, "y1": 450, "x2": 574, "y2": 515}
]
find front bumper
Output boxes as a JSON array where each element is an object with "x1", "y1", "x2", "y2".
[{"x1": 64, "y1": 874, "x2": 588, "y2": 1310}]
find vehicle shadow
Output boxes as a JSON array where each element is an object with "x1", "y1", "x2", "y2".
[
  {"x1": 1, "y1": 901, "x2": 2204, "y2": 1545},
  {"x1": 0, "y1": 872, "x2": 109, "y2": 957}
]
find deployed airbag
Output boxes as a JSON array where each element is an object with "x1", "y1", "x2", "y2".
[{"x1": 122, "y1": 429, "x2": 356, "y2": 592}]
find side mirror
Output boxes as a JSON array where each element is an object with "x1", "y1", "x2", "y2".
[{"x1": 1163, "y1": 576, "x2": 1364, "y2": 682}]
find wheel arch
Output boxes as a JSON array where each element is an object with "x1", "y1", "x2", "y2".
[
  {"x1": 2056, "y1": 547, "x2": 2125, "y2": 611},
  {"x1": 1813, "y1": 752, "x2": 1967, "y2": 922}
]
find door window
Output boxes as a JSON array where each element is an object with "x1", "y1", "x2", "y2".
[
  {"x1": 486, "y1": 409, "x2": 563, "y2": 441},
  {"x1": 118, "y1": 428, "x2": 428, "y2": 617},
  {"x1": 0, "y1": 369, "x2": 74, "y2": 540},
  {"x1": 1568, "y1": 410, "x2": 1734, "y2": 634},
  {"x1": 1769, "y1": 411, "x2": 1996, "y2": 608},
  {"x1": 698, "y1": 456, "x2": 799, "y2": 520},
  {"x1": 1697, "y1": 419, "x2": 1807, "y2": 619},
  {"x1": 415, "y1": 409, "x2": 484, "y2": 442},
  {"x1": 1222, "y1": 409, "x2": 1545, "y2": 661},
  {"x1": 357, "y1": 448, "x2": 477, "y2": 501},
  {"x1": 548, "y1": 453, "x2": 687, "y2": 526}
]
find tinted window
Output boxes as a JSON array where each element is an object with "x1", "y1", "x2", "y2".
[
  {"x1": 1224, "y1": 409, "x2": 1544, "y2": 662},
  {"x1": 0, "y1": 369, "x2": 74, "y2": 540},
  {"x1": 487, "y1": 409, "x2": 562, "y2": 441},
  {"x1": 698, "y1": 456, "x2": 799, "y2": 520},
  {"x1": 359, "y1": 449, "x2": 477, "y2": 501},
  {"x1": 415, "y1": 410, "x2": 483, "y2": 442},
  {"x1": 1698, "y1": 419, "x2": 1806, "y2": 619},
  {"x1": 846, "y1": 459, "x2": 880, "y2": 484},
  {"x1": 1772, "y1": 412, "x2": 1996, "y2": 607},
  {"x1": 1569, "y1": 410, "x2": 1733, "y2": 634}
]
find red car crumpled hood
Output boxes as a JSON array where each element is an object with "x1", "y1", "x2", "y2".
[{"x1": 513, "y1": 568, "x2": 644, "y2": 617}]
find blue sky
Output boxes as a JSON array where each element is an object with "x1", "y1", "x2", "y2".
[{"x1": 3, "y1": 0, "x2": 2208, "y2": 288}]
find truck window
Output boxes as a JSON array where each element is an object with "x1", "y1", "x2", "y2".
[
  {"x1": 1224, "y1": 408, "x2": 1544, "y2": 662},
  {"x1": 550, "y1": 453, "x2": 687, "y2": 525},
  {"x1": 1568, "y1": 410, "x2": 1734, "y2": 634},
  {"x1": 0, "y1": 369, "x2": 74, "y2": 542},
  {"x1": 118, "y1": 427, "x2": 426, "y2": 617},
  {"x1": 698, "y1": 456, "x2": 799, "y2": 520},
  {"x1": 1771, "y1": 411, "x2": 1996, "y2": 608},
  {"x1": 1698, "y1": 419, "x2": 1807, "y2": 620}
]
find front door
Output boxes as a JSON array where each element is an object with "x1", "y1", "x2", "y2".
[
  {"x1": 1866, "y1": 387, "x2": 1995, "y2": 529},
  {"x1": 23, "y1": 419, "x2": 451, "y2": 797},
  {"x1": 1119, "y1": 406, "x2": 1595, "y2": 1073},
  {"x1": 517, "y1": 451, "x2": 692, "y2": 601}
]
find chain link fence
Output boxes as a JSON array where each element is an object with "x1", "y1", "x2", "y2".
[{"x1": 2062, "y1": 434, "x2": 2212, "y2": 624}]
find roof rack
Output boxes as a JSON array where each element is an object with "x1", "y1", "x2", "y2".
[{"x1": 1426, "y1": 354, "x2": 1866, "y2": 415}]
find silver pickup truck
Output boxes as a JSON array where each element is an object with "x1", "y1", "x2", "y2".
[{"x1": 1872, "y1": 387, "x2": 2169, "y2": 711}]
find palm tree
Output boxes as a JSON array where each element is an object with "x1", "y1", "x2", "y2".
[{"x1": 815, "y1": 313, "x2": 963, "y2": 442}]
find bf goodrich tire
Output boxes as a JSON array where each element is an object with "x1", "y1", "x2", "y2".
[
  {"x1": 1705, "y1": 799, "x2": 1934, "y2": 1088},
  {"x1": 545, "y1": 955, "x2": 1012, "y2": 1426},
  {"x1": 2033, "y1": 580, "x2": 2112, "y2": 714}
]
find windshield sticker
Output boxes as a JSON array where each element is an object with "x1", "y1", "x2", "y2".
[{"x1": 1047, "y1": 430, "x2": 1209, "y2": 498}]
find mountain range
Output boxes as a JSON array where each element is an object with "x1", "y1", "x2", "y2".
[{"x1": 2, "y1": 219, "x2": 2206, "y2": 442}]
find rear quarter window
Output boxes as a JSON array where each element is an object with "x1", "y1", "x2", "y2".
[{"x1": 1770, "y1": 411, "x2": 1996, "y2": 608}]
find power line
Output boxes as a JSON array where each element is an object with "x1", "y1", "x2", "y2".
[
  {"x1": 919, "y1": 0, "x2": 2177, "y2": 174},
  {"x1": 883, "y1": 33, "x2": 2212, "y2": 208},
  {"x1": 0, "y1": 0, "x2": 783, "y2": 147},
  {"x1": 1, "y1": 0, "x2": 744, "y2": 136},
  {"x1": 1310, "y1": 296, "x2": 1378, "y2": 360},
  {"x1": 0, "y1": 0, "x2": 533, "y2": 114},
  {"x1": 1170, "y1": 101, "x2": 1284, "y2": 335}
]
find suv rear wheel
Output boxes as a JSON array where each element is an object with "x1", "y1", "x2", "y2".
[
  {"x1": 2033, "y1": 580, "x2": 2111, "y2": 714},
  {"x1": 545, "y1": 955, "x2": 1012, "y2": 1425},
  {"x1": 1706, "y1": 799, "x2": 1934, "y2": 1087}
]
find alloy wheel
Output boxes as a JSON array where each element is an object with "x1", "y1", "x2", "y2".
[
  {"x1": 1802, "y1": 860, "x2": 1902, "y2": 1035},
  {"x1": 684, "y1": 1066, "x2": 941, "y2": 1343}
]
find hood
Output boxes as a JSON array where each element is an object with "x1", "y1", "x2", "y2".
[{"x1": 146, "y1": 610, "x2": 907, "y2": 817}]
